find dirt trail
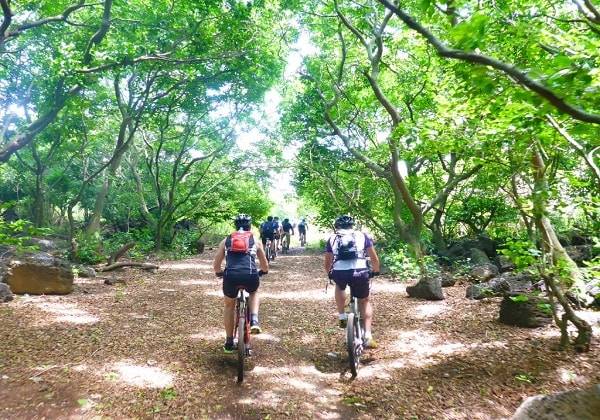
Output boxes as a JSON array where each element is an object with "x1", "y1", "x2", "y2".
[{"x1": 1, "y1": 247, "x2": 599, "y2": 419}]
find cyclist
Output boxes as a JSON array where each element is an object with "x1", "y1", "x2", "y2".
[
  {"x1": 213, "y1": 214, "x2": 269, "y2": 353},
  {"x1": 324, "y1": 215, "x2": 380, "y2": 348},
  {"x1": 281, "y1": 218, "x2": 294, "y2": 251},
  {"x1": 298, "y1": 218, "x2": 307, "y2": 246},
  {"x1": 273, "y1": 216, "x2": 282, "y2": 250},
  {"x1": 260, "y1": 216, "x2": 276, "y2": 255}
]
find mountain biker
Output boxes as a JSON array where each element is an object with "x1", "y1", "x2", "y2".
[
  {"x1": 298, "y1": 218, "x2": 307, "y2": 246},
  {"x1": 281, "y1": 218, "x2": 294, "y2": 250},
  {"x1": 273, "y1": 216, "x2": 282, "y2": 250},
  {"x1": 213, "y1": 214, "x2": 269, "y2": 353},
  {"x1": 324, "y1": 215, "x2": 381, "y2": 349},
  {"x1": 260, "y1": 215, "x2": 277, "y2": 258}
]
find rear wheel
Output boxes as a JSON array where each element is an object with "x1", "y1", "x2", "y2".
[
  {"x1": 347, "y1": 313, "x2": 359, "y2": 377},
  {"x1": 237, "y1": 307, "x2": 246, "y2": 383}
]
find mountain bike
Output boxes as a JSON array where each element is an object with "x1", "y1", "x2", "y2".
[
  {"x1": 346, "y1": 295, "x2": 364, "y2": 377},
  {"x1": 233, "y1": 286, "x2": 251, "y2": 383},
  {"x1": 264, "y1": 239, "x2": 276, "y2": 261},
  {"x1": 232, "y1": 271, "x2": 267, "y2": 383},
  {"x1": 299, "y1": 231, "x2": 306, "y2": 247},
  {"x1": 281, "y1": 232, "x2": 291, "y2": 254}
]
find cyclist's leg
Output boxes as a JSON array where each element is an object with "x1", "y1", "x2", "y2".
[
  {"x1": 223, "y1": 278, "x2": 238, "y2": 352},
  {"x1": 246, "y1": 275, "x2": 261, "y2": 333},
  {"x1": 332, "y1": 270, "x2": 351, "y2": 326},
  {"x1": 352, "y1": 270, "x2": 376, "y2": 346}
]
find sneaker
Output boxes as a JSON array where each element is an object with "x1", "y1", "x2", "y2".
[
  {"x1": 364, "y1": 337, "x2": 378, "y2": 349},
  {"x1": 223, "y1": 341, "x2": 235, "y2": 354},
  {"x1": 250, "y1": 321, "x2": 262, "y2": 334},
  {"x1": 338, "y1": 318, "x2": 347, "y2": 329}
]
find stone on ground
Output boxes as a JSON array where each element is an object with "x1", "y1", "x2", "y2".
[
  {"x1": 0, "y1": 282, "x2": 13, "y2": 302},
  {"x1": 499, "y1": 293, "x2": 553, "y2": 328},
  {"x1": 5, "y1": 252, "x2": 73, "y2": 295},
  {"x1": 406, "y1": 277, "x2": 444, "y2": 300},
  {"x1": 511, "y1": 384, "x2": 600, "y2": 420},
  {"x1": 469, "y1": 263, "x2": 499, "y2": 282}
]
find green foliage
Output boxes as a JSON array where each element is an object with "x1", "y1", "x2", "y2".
[
  {"x1": 509, "y1": 294, "x2": 529, "y2": 303},
  {"x1": 379, "y1": 246, "x2": 422, "y2": 281},
  {"x1": 74, "y1": 233, "x2": 104, "y2": 265},
  {"x1": 500, "y1": 241, "x2": 541, "y2": 270},
  {"x1": 0, "y1": 217, "x2": 51, "y2": 250}
]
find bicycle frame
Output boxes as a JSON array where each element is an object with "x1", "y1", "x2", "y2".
[
  {"x1": 233, "y1": 287, "x2": 251, "y2": 383},
  {"x1": 346, "y1": 296, "x2": 364, "y2": 377}
]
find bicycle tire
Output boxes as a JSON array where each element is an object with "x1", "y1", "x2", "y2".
[
  {"x1": 237, "y1": 305, "x2": 245, "y2": 383},
  {"x1": 347, "y1": 313, "x2": 359, "y2": 377}
]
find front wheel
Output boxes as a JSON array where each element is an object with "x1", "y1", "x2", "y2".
[
  {"x1": 347, "y1": 313, "x2": 359, "y2": 377},
  {"x1": 237, "y1": 309, "x2": 245, "y2": 383}
]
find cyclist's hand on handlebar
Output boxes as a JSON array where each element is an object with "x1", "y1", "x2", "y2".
[
  {"x1": 258, "y1": 269, "x2": 268, "y2": 276},
  {"x1": 215, "y1": 271, "x2": 224, "y2": 278},
  {"x1": 328, "y1": 271, "x2": 334, "y2": 280},
  {"x1": 369, "y1": 271, "x2": 380, "y2": 278}
]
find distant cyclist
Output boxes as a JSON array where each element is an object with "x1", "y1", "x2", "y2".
[
  {"x1": 324, "y1": 215, "x2": 380, "y2": 348},
  {"x1": 260, "y1": 216, "x2": 277, "y2": 258},
  {"x1": 273, "y1": 216, "x2": 282, "y2": 250},
  {"x1": 281, "y1": 218, "x2": 294, "y2": 250},
  {"x1": 298, "y1": 218, "x2": 308, "y2": 246},
  {"x1": 213, "y1": 214, "x2": 269, "y2": 353}
]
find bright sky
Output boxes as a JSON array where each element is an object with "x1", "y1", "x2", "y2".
[{"x1": 236, "y1": 30, "x2": 318, "y2": 216}]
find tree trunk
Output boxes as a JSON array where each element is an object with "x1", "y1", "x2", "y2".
[{"x1": 531, "y1": 147, "x2": 592, "y2": 351}]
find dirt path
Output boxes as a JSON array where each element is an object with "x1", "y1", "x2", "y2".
[{"x1": 1, "y1": 247, "x2": 599, "y2": 419}]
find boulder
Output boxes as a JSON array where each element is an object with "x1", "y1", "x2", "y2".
[
  {"x1": 440, "y1": 273, "x2": 456, "y2": 287},
  {"x1": 470, "y1": 248, "x2": 491, "y2": 265},
  {"x1": 0, "y1": 282, "x2": 13, "y2": 302},
  {"x1": 584, "y1": 279, "x2": 600, "y2": 308},
  {"x1": 406, "y1": 277, "x2": 444, "y2": 300},
  {"x1": 446, "y1": 235, "x2": 497, "y2": 260},
  {"x1": 76, "y1": 265, "x2": 96, "y2": 278},
  {"x1": 511, "y1": 384, "x2": 600, "y2": 420},
  {"x1": 5, "y1": 252, "x2": 73, "y2": 295},
  {"x1": 499, "y1": 293, "x2": 553, "y2": 328},
  {"x1": 565, "y1": 245, "x2": 593, "y2": 265},
  {"x1": 469, "y1": 263, "x2": 499, "y2": 282},
  {"x1": 495, "y1": 255, "x2": 516, "y2": 272},
  {"x1": 466, "y1": 272, "x2": 534, "y2": 300}
]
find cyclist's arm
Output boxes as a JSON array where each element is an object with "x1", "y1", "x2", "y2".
[
  {"x1": 366, "y1": 246, "x2": 380, "y2": 272},
  {"x1": 256, "y1": 242, "x2": 269, "y2": 272},
  {"x1": 213, "y1": 239, "x2": 226, "y2": 273}
]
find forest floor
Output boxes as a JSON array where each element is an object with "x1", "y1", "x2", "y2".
[{"x1": 1, "y1": 247, "x2": 600, "y2": 419}]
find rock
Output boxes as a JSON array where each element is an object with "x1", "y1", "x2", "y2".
[
  {"x1": 77, "y1": 266, "x2": 96, "y2": 278},
  {"x1": 406, "y1": 277, "x2": 444, "y2": 300},
  {"x1": 584, "y1": 279, "x2": 600, "y2": 308},
  {"x1": 5, "y1": 252, "x2": 73, "y2": 295},
  {"x1": 511, "y1": 384, "x2": 600, "y2": 420},
  {"x1": 470, "y1": 248, "x2": 490, "y2": 265},
  {"x1": 447, "y1": 235, "x2": 498, "y2": 260},
  {"x1": 495, "y1": 255, "x2": 516, "y2": 272},
  {"x1": 565, "y1": 245, "x2": 593, "y2": 265},
  {"x1": 469, "y1": 263, "x2": 499, "y2": 282},
  {"x1": 0, "y1": 282, "x2": 13, "y2": 302},
  {"x1": 440, "y1": 273, "x2": 456, "y2": 287},
  {"x1": 499, "y1": 293, "x2": 553, "y2": 328},
  {"x1": 466, "y1": 272, "x2": 534, "y2": 300}
]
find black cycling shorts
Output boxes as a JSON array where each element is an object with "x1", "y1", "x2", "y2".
[
  {"x1": 332, "y1": 269, "x2": 370, "y2": 298},
  {"x1": 261, "y1": 233, "x2": 274, "y2": 245},
  {"x1": 223, "y1": 272, "x2": 259, "y2": 298}
]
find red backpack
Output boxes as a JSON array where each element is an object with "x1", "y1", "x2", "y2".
[{"x1": 226, "y1": 231, "x2": 254, "y2": 254}]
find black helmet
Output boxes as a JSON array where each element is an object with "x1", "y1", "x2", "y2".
[
  {"x1": 234, "y1": 214, "x2": 252, "y2": 230},
  {"x1": 334, "y1": 215, "x2": 354, "y2": 229}
]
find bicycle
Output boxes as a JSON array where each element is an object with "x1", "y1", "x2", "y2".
[
  {"x1": 346, "y1": 294, "x2": 364, "y2": 377},
  {"x1": 299, "y1": 231, "x2": 306, "y2": 247},
  {"x1": 223, "y1": 271, "x2": 266, "y2": 383},
  {"x1": 281, "y1": 233, "x2": 291, "y2": 254}
]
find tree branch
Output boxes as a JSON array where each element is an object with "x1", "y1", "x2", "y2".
[{"x1": 377, "y1": 0, "x2": 600, "y2": 125}]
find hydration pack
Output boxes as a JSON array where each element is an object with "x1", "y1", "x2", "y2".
[
  {"x1": 226, "y1": 231, "x2": 254, "y2": 254},
  {"x1": 334, "y1": 232, "x2": 360, "y2": 260},
  {"x1": 261, "y1": 221, "x2": 275, "y2": 235}
]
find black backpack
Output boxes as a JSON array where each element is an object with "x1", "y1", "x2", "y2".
[
  {"x1": 334, "y1": 232, "x2": 360, "y2": 260},
  {"x1": 262, "y1": 221, "x2": 275, "y2": 235}
]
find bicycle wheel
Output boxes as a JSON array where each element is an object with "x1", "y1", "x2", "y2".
[
  {"x1": 346, "y1": 312, "x2": 359, "y2": 377},
  {"x1": 237, "y1": 304, "x2": 246, "y2": 383}
]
